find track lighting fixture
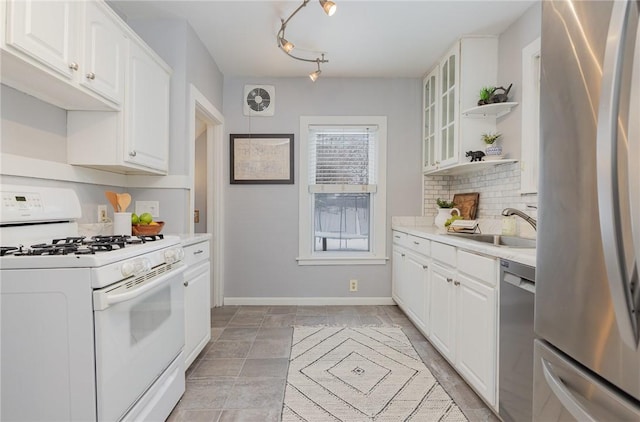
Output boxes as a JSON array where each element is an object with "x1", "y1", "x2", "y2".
[{"x1": 277, "y1": 0, "x2": 336, "y2": 80}]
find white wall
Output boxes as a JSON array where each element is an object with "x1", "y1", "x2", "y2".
[
  {"x1": 1, "y1": 85, "x2": 67, "y2": 163},
  {"x1": 222, "y1": 77, "x2": 422, "y2": 299}
]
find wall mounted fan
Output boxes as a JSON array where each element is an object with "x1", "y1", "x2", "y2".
[{"x1": 243, "y1": 85, "x2": 275, "y2": 116}]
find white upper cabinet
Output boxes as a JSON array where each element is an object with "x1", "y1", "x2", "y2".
[
  {"x1": 80, "y1": 1, "x2": 127, "y2": 104},
  {"x1": 124, "y1": 39, "x2": 170, "y2": 171},
  {"x1": 5, "y1": 0, "x2": 77, "y2": 80},
  {"x1": 422, "y1": 37, "x2": 499, "y2": 174},
  {"x1": 58, "y1": 1, "x2": 172, "y2": 175},
  {"x1": 67, "y1": 35, "x2": 171, "y2": 175},
  {"x1": 2, "y1": 0, "x2": 126, "y2": 110}
]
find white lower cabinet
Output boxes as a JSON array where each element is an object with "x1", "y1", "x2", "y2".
[
  {"x1": 183, "y1": 238, "x2": 211, "y2": 368},
  {"x1": 392, "y1": 234, "x2": 429, "y2": 333},
  {"x1": 392, "y1": 230, "x2": 498, "y2": 408},
  {"x1": 404, "y1": 252, "x2": 429, "y2": 330},
  {"x1": 456, "y1": 272, "x2": 497, "y2": 406},
  {"x1": 392, "y1": 247, "x2": 407, "y2": 306},
  {"x1": 429, "y1": 262, "x2": 456, "y2": 362}
]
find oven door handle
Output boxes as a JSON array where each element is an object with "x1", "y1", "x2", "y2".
[{"x1": 94, "y1": 263, "x2": 186, "y2": 311}]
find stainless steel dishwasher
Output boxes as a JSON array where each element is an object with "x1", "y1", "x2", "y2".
[{"x1": 499, "y1": 259, "x2": 536, "y2": 422}]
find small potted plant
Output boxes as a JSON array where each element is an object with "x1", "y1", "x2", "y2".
[
  {"x1": 436, "y1": 198, "x2": 455, "y2": 209},
  {"x1": 482, "y1": 132, "x2": 502, "y2": 157},
  {"x1": 478, "y1": 86, "x2": 495, "y2": 106}
]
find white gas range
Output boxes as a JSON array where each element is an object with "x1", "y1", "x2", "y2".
[{"x1": 0, "y1": 184, "x2": 186, "y2": 422}]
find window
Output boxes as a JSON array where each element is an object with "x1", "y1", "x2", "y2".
[{"x1": 298, "y1": 116, "x2": 387, "y2": 265}]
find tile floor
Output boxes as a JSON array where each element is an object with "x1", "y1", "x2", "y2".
[{"x1": 167, "y1": 305, "x2": 499, "y2": 422}]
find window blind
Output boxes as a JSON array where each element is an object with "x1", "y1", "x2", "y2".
[{"x1": 308, "y1": 126, "x2": 377, "y2": 193}]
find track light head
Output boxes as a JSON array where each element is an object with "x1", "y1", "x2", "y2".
[
  {"x1": 280, "y1": 37, "x2": 294, "y2": 53},
  {"x1": 319, "y1": 0, "x2": 337, "y2": 16},
  {"x1": 309, "y1": 69, "x2": 321, "y2": 82},
  {"x1": 309, "y1": 60, "x2": 322, "y2": 82}
]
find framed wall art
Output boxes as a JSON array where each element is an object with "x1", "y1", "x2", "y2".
[{"x1": 230, "y1": 134, "x2": 294, "y2": 184}]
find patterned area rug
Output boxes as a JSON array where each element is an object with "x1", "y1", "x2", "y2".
[{"x1": 282, "y1": 326, "x2": 468, "y2": 421}]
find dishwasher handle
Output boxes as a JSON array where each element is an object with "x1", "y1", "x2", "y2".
[{"x1": 503, "y1": 272, "x2": 536, "y2": 294}]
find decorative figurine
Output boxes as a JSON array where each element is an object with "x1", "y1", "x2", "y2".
[
  {"x1": 489, "y1": 83, "x2": 513, "y2": 103},
  {"x1": 466, "y1": 150, "x2": 486, "y2": 162}
]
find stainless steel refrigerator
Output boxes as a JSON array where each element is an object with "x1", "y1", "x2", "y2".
[{"x1": 534, "y1": 0, "x2": 640, "y2": 420}]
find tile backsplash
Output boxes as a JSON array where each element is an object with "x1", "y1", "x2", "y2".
[{"x1": 423, "y1": 162, "x2": 538, "y2": 237}]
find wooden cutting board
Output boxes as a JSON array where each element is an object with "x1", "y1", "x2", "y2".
[{"x1": 453, "y1": 192, "x2": 480, "y2": 220}]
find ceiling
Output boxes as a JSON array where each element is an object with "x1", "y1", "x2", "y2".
[{"x1": 110, "y1": 0, "x2": 538, "y2": 79}]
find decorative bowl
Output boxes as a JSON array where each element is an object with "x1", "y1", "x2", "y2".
[{"x1": 132, "y1": 221, "x2": 164, "y2": 236}]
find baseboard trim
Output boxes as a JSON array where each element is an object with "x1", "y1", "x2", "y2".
[{"x1": 223, "y1": 297, "x2": 395, "y2": 306}]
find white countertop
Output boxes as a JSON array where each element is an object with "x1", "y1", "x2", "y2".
[
  {"x1": 175, "y1": 233, "x2": 212, "y2": 247},
  {"x1": 392, "y1": 224, "x2": 536, "y2": 267}
]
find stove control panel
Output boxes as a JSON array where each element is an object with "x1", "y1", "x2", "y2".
[
  {"x1": 0, "y1": 185, "x2": 81, "y2": 224},
  {"x1": 2, "y1": 192, "x2": 43, "y2": 212}
]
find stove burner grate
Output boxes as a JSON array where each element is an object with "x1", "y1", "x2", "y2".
[{"x1": 1, "y1": 233, "x2": 165, "y2": 257}]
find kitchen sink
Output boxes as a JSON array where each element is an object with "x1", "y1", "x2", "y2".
[{"x1": 446, "y1": 233, "x2": 536, "y2": 248}]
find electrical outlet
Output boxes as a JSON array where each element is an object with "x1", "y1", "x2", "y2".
[
  {"x1": 349, "y1": 279, "x2": 358, "y2": 292},
  {"x1": 98, "y1": 205, "x2": 108, "y2": 222}
]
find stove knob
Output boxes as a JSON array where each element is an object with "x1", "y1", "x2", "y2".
[
  {"x1": 121, "y1": 258, "x2": 152, "y2": 278},
  {"x1": 164, "y1": 247, "x2": 185, "y2": 264}
]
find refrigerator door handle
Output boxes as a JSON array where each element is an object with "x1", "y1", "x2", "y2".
[
  {"x1": 541, "y1": 359, "x2": 598, "y2": 422},
  {"x1": 596, "y1": 0, "x2": 638, "y2": 349}
]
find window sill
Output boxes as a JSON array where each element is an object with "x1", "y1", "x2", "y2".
[{"x1": 296, "y1": 256, "x2": 389, "y2": 266}]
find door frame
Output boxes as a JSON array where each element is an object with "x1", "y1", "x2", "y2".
[{"x1": 188, "y1": 85, "x2": 224, "y2": 307}]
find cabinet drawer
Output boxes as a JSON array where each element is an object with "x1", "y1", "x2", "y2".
[
  {"x1": 183, "y1": 240, "x2": 210, "y2": 267},
  {"x1": 407, "y1": 235, "x2": 430, "y2": 256},
  {"x1": 431, "y1": 242, "x2": 456, "y2": 267},
  {"x1": 458, "y1": 250, "x2": 496, "y2": 286},
  {"x1": 392, "y1": 231, "x2": 408, "y2": 246}
]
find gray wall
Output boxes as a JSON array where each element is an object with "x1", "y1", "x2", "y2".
[
  {"x1": 222, "y1": 77, "x2": 423, "y2": 299},
  {"x1": 497, "y1": 2, "x2": 542, "y2": 160}
]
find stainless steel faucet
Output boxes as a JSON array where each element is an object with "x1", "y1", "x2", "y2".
[{"x1": 502, "y1": 208, "x2": 537, "y2": 231}]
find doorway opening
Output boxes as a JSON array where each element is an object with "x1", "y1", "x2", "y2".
[{"x1": 189, "y1": 85, "x2": 224, "y2": 307}]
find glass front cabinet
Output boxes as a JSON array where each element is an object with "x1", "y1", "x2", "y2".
[
  {"x1": 422, "y1": 37, "x2": 499, "y2": 174},
  {"x1": 438, "y1": 46, "x2": 459, "y2": 168},
  {"x1": 422, "y1": 69, "x2": 438, "y2": 171}
]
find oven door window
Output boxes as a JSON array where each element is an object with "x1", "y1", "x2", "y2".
[
  {"x1": 93, "y1": 268, "x2": 185, "y2": 422},
  {"x1": 130, "y1": 286, "x2": 171, "y2": 345}
]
